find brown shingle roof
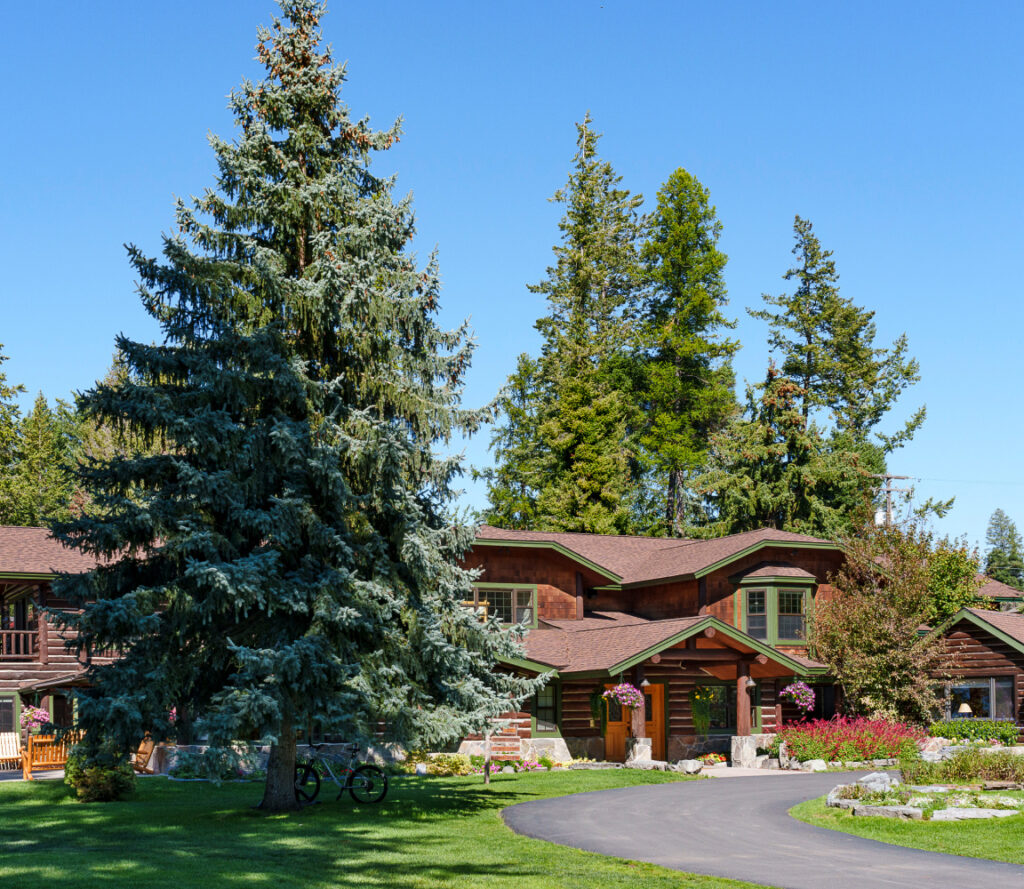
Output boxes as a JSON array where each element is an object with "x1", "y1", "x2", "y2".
[
  {"x1": 0, "y1": 526, "x2": 100, "y2": 576},
  {"x1": 964, "y1": 607, "x2": 1024, "y2": 649},
  {"x1": 977, "y1": 576, "x2": 1024, "y2": 600},
  {"x1": 522, "y1": 612, "x2": 705, "y2": 672},
  {"x1": 734, "y1": 561, "x2": 816, "y2": 580},
  {"x1": 477, "y1": 525, "x2": 836, "y2": 586}
]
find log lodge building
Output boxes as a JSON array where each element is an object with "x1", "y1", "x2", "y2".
[{"x1": 1, "y1": 524, "x2": 1022, "y2": 762}]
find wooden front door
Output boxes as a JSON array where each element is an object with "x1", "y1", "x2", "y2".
[
  {"x1": 604, "y1": 689, "x2": 628, "y2": 762},
  {"x1": 644, "y1": 683, "x2": 666, "y2": 761},
  {"x1": 604, "y1": 683, "x2": 667, "y2": 762}
]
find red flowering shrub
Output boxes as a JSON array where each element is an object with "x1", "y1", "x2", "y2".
[{"x1": 777, "y1": 717, "x2": 924, "y2": 763}]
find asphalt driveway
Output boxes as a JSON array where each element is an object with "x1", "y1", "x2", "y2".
[{"x1": 502, "y1": 771, "x2": 1024, "y2": 889}]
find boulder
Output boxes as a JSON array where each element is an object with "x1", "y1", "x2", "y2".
[
  {"x1": 761, "y1": 758, "x2": 780, "y2": 770},
  {"x1": 858, "y1": 771, "x2": 899, "y2": 793},
  {"x1": 852, "y1": 805, "x2": 923, "y2": 820},
  {"x1": 501, "y1": 765, "x2": 516, "y2": 774},
  {"x1": 626, "y1": 760, "x2": 668, "y2": 771},
  {"x1": 932, "y1": 807, "x2": 1020, "y2": 821},
  {"x1": 826, "y1": 786, "x2": 860, "y2": 809},
  {"x1": 984, "y1": 781, "x2": 1024, "y2": 791},
  {"x1": 415, "y1": 763, "x2": 429, "y2": 776},
  {"x1": 675, "y1": 759, "x2": 703, "y2": 775},
  {"x1": 802, "y1": 759, "x2": 828, "y2": 772}
]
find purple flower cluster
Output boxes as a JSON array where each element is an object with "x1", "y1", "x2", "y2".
[
  {"x1": 19, "y1": 705, "x2": 51, "y2": 730},
  {"x1": 779, "y1": 681, "x2": 816, "y2": 713},
  {"x1": 603, "y1": 683, "x2": 645, "y2": 710}
]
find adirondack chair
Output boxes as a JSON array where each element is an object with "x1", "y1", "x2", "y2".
[
  {"x1": 21, "y1": 733, "x2": 74, "y2": 780},
  {"x1": 131, "y1": 736, "x2": 156, "y2": 774},
  {"x1": 0, "y1": 732, "x2": 20, "y2": 770}
]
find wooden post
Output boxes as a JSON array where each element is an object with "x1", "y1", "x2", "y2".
[
  {"x1": 632, "y1": 667, "x2": 647, "y2": 739},
  {"x1": 736, "y1": 663, "x2": 751, "y2": 737},
  {"x1": 575, "y1": 572, "x2": 584, "y2": 620},
  {"x1": 774, "y1": 679, "x2": 783, "y2": 731},
  {"x1": 698, "y1": 577, "x2": 708, "y2": 615},
  {"x1": 36, "y1": 585, "x2": 48, "y2": 665}
]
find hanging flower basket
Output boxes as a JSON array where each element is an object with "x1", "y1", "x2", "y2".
[
  {"x1": 603, "y1": 683, "x2": 645, "y2": 710},
  {"x1": 20, "y1": 705, "x2": 51, "y2": 733},
  {"x1": 779, "y1": 681, "x2": 816, "y2": 714}
]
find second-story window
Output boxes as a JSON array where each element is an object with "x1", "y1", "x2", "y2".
[
  {"x1": 462, "y1": 585, "x2": 536, "y2": 626},
  {"x1": 739, "y1": 583, "x2": 812, "y2": 645}
]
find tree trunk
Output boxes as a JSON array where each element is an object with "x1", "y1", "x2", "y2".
[
  {"x1": 259, "y1": 716, "x2": 299, "y2": 811},
  {"x1": 483, "y1": 729, "x2": 491, "y2": 786}
]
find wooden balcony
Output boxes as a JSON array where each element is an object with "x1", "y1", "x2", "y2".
[{"x1": 0, "y1": 629, "x2": 38, "y2": 661}]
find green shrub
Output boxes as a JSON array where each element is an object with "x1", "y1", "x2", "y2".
[
  {"x1": 899, "y1": 748, "x2": 1024, "y2": 784},
  {"x1": 538, "y1": 754, "x2": 554, "y2": 770},
  {"x1": 928, "y1": 719, "x2": 1019, "y2": 746},
  {"x1": 65, "y1": 749, "x2": 135, "y2": 802},
  {"x1": 426, "y1": 753, "x2": 472, "y2": 776}
]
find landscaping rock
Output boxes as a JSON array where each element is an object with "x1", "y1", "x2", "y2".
[
  {"x1": 761, "y1": 758, "x2": 780, "y2": 770},
  {"x1": 858, "y1": 771, "x2": 900, "y2": 793},
  {"x1": 909, "y1": 785, "x2": 955, "y2": 793},
  {"x1": 983, "y1": 781, "x2": 1024, "y2": 791},
  {"x1": 415, "y1": 763, "x2": 429, "y2": 776},
  {"x1": 852, "y1": 805, "x2": 923, "y2": 820},
  {"x1": 675, "y1": 759, "x2": 703, "y2": 775},
  {"x1": 826, "y1": 787, "x2": 859, "y2": 809},
  {"x1": 626, "y1": 760, "x2": 668, "y2": 771},
  {"x1": 501, "y1": 766, "x2": 516, "y2": 774},
  {"x1": 569, "y1": 761, "x2": 623, "y2": 770},
  {"x1": 802, "y1": 759, "x2": 828, "y2": 772},
  {"x1": 932, "y1": 807, "x2": 1020, "y2": 821}
]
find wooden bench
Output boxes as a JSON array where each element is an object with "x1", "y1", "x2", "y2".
[
  {"x1": 0, "y1": 732, "x2": 20, "y2": 770},
  {"x1": 21, "y1": 733, "x2": 74, "y2": 780}
]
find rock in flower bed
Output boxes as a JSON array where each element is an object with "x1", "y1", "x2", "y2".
[{"x1": 826, "y1": 771, "x2": 1024, "y2": 821}]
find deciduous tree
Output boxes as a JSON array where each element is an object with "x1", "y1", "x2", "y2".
[{"x1": 810, "y1": 523, "x2": 953, "y2": 723}]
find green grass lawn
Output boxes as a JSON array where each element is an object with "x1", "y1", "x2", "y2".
[
  {"x1": 790, "y1": 796, "x2": 1024, "y2": 864},
  {"x1": 0, "y1": 771, "x2": 774, "y2": 889}
]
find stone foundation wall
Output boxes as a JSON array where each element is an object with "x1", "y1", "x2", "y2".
[{"x1": 667, "y1": 734, "x2": 730, "y2": 761}]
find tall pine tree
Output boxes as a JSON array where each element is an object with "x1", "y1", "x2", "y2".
[
  {"x1": 484, "y1": 115, "x2": 643, "y2": 533},
  {"x1": 0, "y1": 345, "x2": 25, "y2": 522},
  {"x1": 638, "y1": 168, "x2": 738, "y2": 536},
  {"x1": 4, "y1": 393, "x2": 77, "y2": 526},
  {"x1": 749, "y1": 216, "x2": 924, "y2": 450},
  {"x1": 53, "y1": 0, "x2": 538, "y2": 811},
  {"x1": 984, "y1": 508, "x2": 1024, "y2": 590},
  {"x1": 689, "y1": 365, "x2": 873, "y2": 538}
]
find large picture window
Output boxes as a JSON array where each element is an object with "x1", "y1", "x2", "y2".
[
  {"x1": 462, "y1": 585, "x2": 536, "y2": 626},
  {"x1": 948, "y1": 677, "x2": 1016, "y2": 720}
]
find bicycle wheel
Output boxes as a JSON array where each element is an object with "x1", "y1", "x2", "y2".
[
  {"x1": 348, "y1": 764, "x2": 388, "y2": 804},
  {"x1": 294, "y1": 760, "x2": 321, "y2": 803}
]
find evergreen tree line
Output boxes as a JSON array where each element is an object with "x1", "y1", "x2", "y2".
[
  {"x1": 482, "y1": 117, "x2": 924, "y2": 540},
  {"x1": 0, "y1": 349, "x2": 159, "y2": 525}
]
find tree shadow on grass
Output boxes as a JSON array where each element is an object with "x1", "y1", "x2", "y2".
[{"x1": 0, "y1": 776, "x2": 561, "y2": 889}]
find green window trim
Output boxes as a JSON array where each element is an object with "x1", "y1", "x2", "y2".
[
  {"x1": 466, "y1": 583, "x2": 539, "y2": 629},
  {"x1": 736, "y1": 580, "x2": 813, "y2": 646},
  {"x1": 530, "y1": 682, "x2": 561, "y2": 737},
  {"x1": 0, "y1": 692, "x2": 21, "y2": 735}
]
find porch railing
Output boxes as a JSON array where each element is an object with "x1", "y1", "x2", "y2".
[{"x1": 0, "y1": 629, "x2": 38, "y2": 660}]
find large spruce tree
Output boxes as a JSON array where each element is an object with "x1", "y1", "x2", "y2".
[
  {"x1": 638, "y1": 168, "x2": 738, "y2": 536},
  {"x1": 483, "y1": 115, "x2": 643, "y2": 533},
  {"x1": 53, "y1": 0, "x2": 537, "y2": 811},
  {"x1": 0, "y1": 346, "x2": 24, "y2": 522},
  {"x1": 749, "y1": 216, "x2": 924, "y2": 450}
]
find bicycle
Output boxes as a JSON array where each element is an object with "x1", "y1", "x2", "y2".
[{"x1": 294, "y1": 742, "x2": 388, "y2": 804}]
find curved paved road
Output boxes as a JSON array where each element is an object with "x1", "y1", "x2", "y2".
[{"x1": 502, "y1": 771, "x2": 1024, "y2": 889}]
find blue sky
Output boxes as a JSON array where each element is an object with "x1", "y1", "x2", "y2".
[{"x1": 1, "y1": 1, "x2": 1021, "y2": 548}]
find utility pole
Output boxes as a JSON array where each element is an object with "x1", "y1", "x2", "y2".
[{"x1": 871, "y1": 473, "x2": 911, "y2": 527}]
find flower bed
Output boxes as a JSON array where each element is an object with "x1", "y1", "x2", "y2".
[
  {"x1": 778, "y1": 717, "x2": 923, "y2": 763},
  {"x1": 900, "y1": 748, "x2": 1024, "y2": 785}
]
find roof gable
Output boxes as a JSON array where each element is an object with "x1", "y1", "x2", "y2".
[{"x1": 476, "y1": 525, "x2": 839, "y2": 588}]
